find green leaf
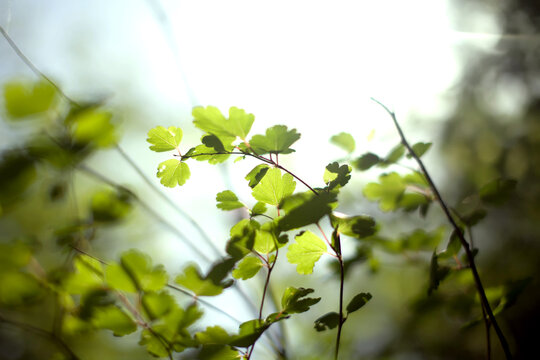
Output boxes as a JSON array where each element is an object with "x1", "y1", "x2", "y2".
[
  {"x1": 479, "y1": 178, "x2": 517, "y2": 205},
  {"x1": 0, "y1": 271, "x2": 43, "y2": 306},
  {"x1": 278, "y1": 191, "x2": 337, "y2": 231},
  {"x1": 91, "y1": 188, "x2": 133, "y2": 222},
  {"x1": 253, "y1": 221, "x2": 287, "y2": 254},
  {"x1": 232, "y1": 256, "x2": 263, "y2": 280},
  {"x1": 199, "y1": 345, "x2": 239, "y2": 360},
  {"x1": 139, "y1": 329, "x2": 171, "y2": 357},
  {"x1": 196, "y1": 326, "x2": 232, "y2": 345},
  {"x1": 175, "y1": 264, "x2": 226, "y2": 296},
  {"x1": 438, "y1": 229, "x2": 462, "y2": 259},
  {"x1": 226, "y1": 219, "x2": 259, "y2": 259},
  {"x1": 323, "y1": 162, "x2": 351, "y2": 191},
  {"x1": 229, "y1": 319, "x2": 269, "y2": 348},
  {"x1": 428, "y1": 252, "x2": 450, "y2": 295},
  {"x1": 398, "y1": 193, "x2": 429, "y2": 211},
  {"x1": 190, "y1": 143, "x2": 230, "y2": 164},
  {"x1": 157, "y1": 159, "x2": 191, "y2": 187},
  {"x1": 4, "y1": 79, "x2": 56, "y2": 118},
  {"x1": 363, "y1": 172, "x2": 406, "y2": 211},
  {"x1": 330, "y1": 132, "x2": 355, "y2": 153},
  {"x1": 354, "y1": 153, "x2": 380, "y2": 171},
  {"x1": 147, "y1": 126, "x2": 183, "y2": 152},
  {"x1": 142, "y1": 291, "x2": 175, "y2": 320},
  {"x1": 281, "y1": 287, "x2": 321, "y2": 314},
  {"x1": 287, "y1": 231, "x2": 327, "y2": 275},
  {"x1": 106, "y1": 250, "x2": 168, "y2": 293},
  {"x1": 252, "y1": 168, "x2": 296, "y2": 206},
  {"x1": 216, "y1": 190, "x2": 245, "y2": 211},
  {"x1": 67, "y1": 108, "x2": 117, "y2": 148},
  {"x1": 251, "y1": 202, "x2": 267, "y2": 216},
  {"x1": 382, "y1": 144, "x2": 406, "y2": 165},
  {"x1": 314, "y1": 312, "x2": 340, "y2": 332},
  {"x1": 64, "y1": 255, "x2": 104, "y2": 294},
  {"x1": 249, "y1": 125, "x2": 301, "y2": 155},
  {"x1": 245, "y1": 164, "x2": 270, "y2": 188},
  {"x1": 193, "y1": 106, "x2": 254, "y2": 140},
  {"x1": 407, "y1": 142, "x2": 432, "y2": 158},
  {"x1": 330, "y1": 213, "x2": 377, "y2": 239},
  {"x1": 92, "y1": 305, "x2": 137, "y2": 336},
  {"x1": 0, "y1": 241, "x2": 33, "y2": 270},
  {"x1": 346, "y1": 292, "x2": 372, "y2": 314}
]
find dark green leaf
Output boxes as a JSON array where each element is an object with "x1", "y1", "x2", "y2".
[
  {"x1": 330, "y1": 132, "x2": 355, "y2": 153},
  {"x1": 330, "y1": 213, "x2": 377, "y2": 239},
  {"x1": 438, "y1": 230, "x2": 462, "y2": 259},
  {"x1": 229, "y1": 319, "x2": 269, "y2": 347},
  {"x1": 314, "y1": 312, "x2": 340, "y2": 332},
  {"x1": 216, "y1": 190, "x2": 245, "y2": 210},
  {"x1": 245, "y1": 164, "x2": 270, "y2": 188},
  {"x1": 354, "y1": 152, "x2": 381, "y2": 171},
  {"x1": 479, "y1": 178, "x2": 517, "y2": 205},
  {"x1": 91, "y1": 189, "x2": 133, "y2": 222},
  {"x1": 278, "y1": 191, "x2": 337, "y2": 231},
  {"x1": 226, "y1": 219, "x2": 259, "y2": 259},
  {"x1": 346, "y1": 292, "x2": 372, "y2": 314},
  {"x1": 281, "y1": 287, "x2": 321, "y2": 314},
  {"x1": 249, "y1": 125, "x2": 301, "y2": 155},
  {"x1": 382, "y1": 144, "x2": 405, "y2": 165},
  {"x1": 428, "y1": 252, "x2": 450, "y2": 295},
  {"x1": 323, "y1": 162, "x2": 351, "y2": 191}
]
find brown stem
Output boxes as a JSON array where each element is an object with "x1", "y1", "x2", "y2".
[{"x1": 371, "y1": 98, "x2": 512, "y2": 360}]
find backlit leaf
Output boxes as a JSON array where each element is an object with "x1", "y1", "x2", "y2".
[
  {"x1": 67, "y1": 108, "x2": 117, "y2": 148},
  {"x1": 92, "y1": 305, "x2": 137, "y2": 336},
  {"x1": 192, "y1": 106, "x2": 254, "y2": 140},
  {"x1": 226, "y1": 219, "x2": 259, "y2": 259},
  {"x1": 229, "y1": 320, "x2": 269, "y2": 347},
  {"x1": 232, "y1": 256, "x2": 263, "y2": 280},
  {"x1": 330, "y1": 132, "x2": 355, "y2": 153},
  {"x1": 252, "y1": 168, "x2": 296, "y2": 206},
  {"x1": 245, "y1": 164, "x2": 270, "y2": 188},
  {"x1": 363, "y1": 172, "x2": 405, "y2": 211},
  {"x1": 4, "y1": 79, "x2": 56, "y2": 119},
  {"x1": 157, "y1": 159, "x2": 190, "y2": 187},
  {"x1": 278, "y1": 191, "x2": 337, "y2": 231},
  {"x1": 216, "y1": 190, "x2": 244, "y2": 211},
  {"x1": 287, "y1": 231, "x2": 327, "y2": 275},
  {"x1": 323, "y1": 162, "x2": 351, "y2": 191},
  {"x1": 407, "y1": 142, "x2": 432, "y2": 158},
  {"x1": 175, "y1": 264, "x2": 225, "y2": 297},
  {"x1": 330, "y1": 213, "x2": 377, "y2": 239},
  {"x1": 251, "y1": 202, "x2": 267, "y2": 216},
  {"x1": 249, "y1": 125, "x2": 301, "y2": 155},
  {"x1": 0, "y1": 271, "x2": 43, "y2": 305},
  {"x1": 147, "y1": 126, "x2": 183, "y2": 152}
]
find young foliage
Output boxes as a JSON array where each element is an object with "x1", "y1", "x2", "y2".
[
  {"x1": 330, "y1": 132, "x2": 356, "y2": 153},
  {"x1": 157, "y1": 159, "x2": 191, "y2": 187},
  {"x1": 249, "y1": 125, "x2": 301, "y2": 154},
  {"x1": 147, "y1": 126, "x2": 183, "y2": 152},
  {"x1": 287, "y1": 231, "x2": 327, "y2": 275},
  {"x1": 216, "y1": 190, "x2": 245, "y2": 210},
  {"x1": 252, "y1": 168, "x2": 296, "y2": 206}
]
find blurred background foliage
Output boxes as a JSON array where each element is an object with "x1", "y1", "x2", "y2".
[{"x1": 1, "y1": 0, "x2": 539, "y2": 359}]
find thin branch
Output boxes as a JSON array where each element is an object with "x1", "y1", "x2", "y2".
[
  {"x1": 0, "y1": 26, "x2": 77, "y2": 104},
  {"x1": 371, "y1": 98, "x2": 512, "y2": 360},
  {"x1": 333, "y1": 231, "x2": 345, "y2": 360},
  {"x1": 0, "y1": 313, "x2": 80, "y2": 360}
]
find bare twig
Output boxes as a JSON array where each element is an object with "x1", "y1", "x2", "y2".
[{"x1": 371, "y1": 98, "x2": 512, "y2": 359}]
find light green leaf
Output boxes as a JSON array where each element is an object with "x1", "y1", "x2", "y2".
[
  {"x1": 199, "y1": 345, "x2": 239, "y2": 360},
  {"x1": 139, "y1": 329, "x2": 170, "y2": 357},
  {"x1": 281, "y1": 287, "x2": 321, "y2": 314},
  {"x1": 0, "y1": 271, "x2": 43, "y2": 305},
  {"x1": 407, "y1": 142, "x2": 432, "y2": 158},
  {"x1": 190, "y1": 143, "x2": 230, "y2": 164},
  {"x1": 91, "y1": 189, "x2": 133, "y2": 223},
  {"x1": 196, "y1": 326, "x2": 232, "y2": 345},
  {"x1": 92, "y1": 305, "x2": 137, "y2": 336},
  {"x1": 330, "y1": 132, "x2": 355, "y2": 153},
  {"x1": 157, "y1": 159, "x2": 191, "y2": 187},
  {"x1": 142, "y1": 291, "x2": 175, "y2": 320},
  {"x1": 147, "y1": 126, "x2": 183, "y2": 152},
  {"x1": 106, "y1": 250, "x2": 168, "y2": 293},
  {"x1": 64, "y1": 255, "x2": 104, "y2": 294},
  {"x1": 249, "y1": 125, "x2": 301, "y2": 155},
  {"x1": 192, "y1": 106, "x2": 254, "y2": 140},
  {"x1": 363, "y1": 172, "x2": 406, "y2": 211},
  {"x1": 251, "y1": 202, "x2": 267, "y2": 216},
  {"x1": 106, "y1": 262, "x2": 137, "y2": 292},
  {"x1": 252, "y1": 168, "x2": 296, "y2": 206},
  {"x1": 245, "y1": 164, "x2": 270, "y2": 188},
  {"x1": 253, "y1": 221, "x2": 287, "y2": 254},
  {"x1": 216, "y1": 190, "x2": 245, "y2": 210},
  {"x1": 67, "y1": 108, "x2": 117, "y2": 147},
  {"x1": 4, "y1": 79, "x2": 56, "y2": 118},
  {"x1": 287, "y1": 231, "x2": 327, "y2": 275},
  {"x1": 346, "y1": 292, "x2": 372, "y2": 314},
  {"x1": 0, "y1": 241, "x2": 33, "y2": 270},
  {"x1": 175, "y1": 264, "x2": 225, "y2": 297},
  {"x1": 232, "y1": 256, "x2": 263, "y2": 280}
]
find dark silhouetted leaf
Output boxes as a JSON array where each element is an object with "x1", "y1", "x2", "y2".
[
  {"x1": 281, "y1": 287, "x2": 321, "y2": 314},
  {"x1": 323, "y1": 162, "x2": 351, "y2": 191},
  {"x1": 330, "y1": 213, "x2": 377, "y2": 239},
  {"x1": 479, "y1": 178, "x2": 517, "y2": 205},
  {"x1": 314, "y1": 312, "x2": 340, "y2": 332},
  {"x1": 354, "y1": 152, "x2": 380, "y2": 170},
  {"x1": 346, "y1": 292, "x2": 372, "y2": 314},
  {"x1": 407, "y1": 142, "x2": 432, "y2": 158}
]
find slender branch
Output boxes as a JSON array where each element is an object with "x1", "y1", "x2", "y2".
[
  {"x1": 333, "y1": 231, "x2": 345, "y2": 360},
  {"x1": 0, "y1": 313, "x2": 80, "y2": 360},
  {"x1": 371, "y1": 98, "x2": 512, "y2": 359},
  {"x1": 115, "y1": 144, "x2": 222, "y2": 258},
  {"x1": 0, "y1": 26, "x2": 77, "y2": 104}
]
